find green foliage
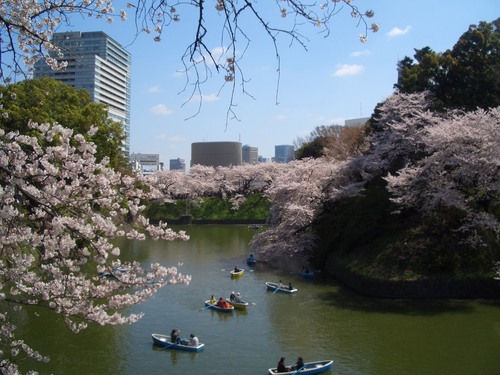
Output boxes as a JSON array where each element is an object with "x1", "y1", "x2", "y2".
[
  {"x1": 295, "y1": 137, "x2": 327, "y2": 159},
  {"x1": 145, "y1": 194, "x2": 271, "y2": 222},
  {"x1": 314, "y1": 179, "x2": 498, "y2": 280},
  {"x1": 395, "y1": 18, "x2": 500, "y2": 111},
  {"x1": 0, "y1": 77, "x2": 127, "y2": 169}
]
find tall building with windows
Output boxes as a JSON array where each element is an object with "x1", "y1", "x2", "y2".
[
  {"x1": 274, "y1": 145, "x2": 295, "y2": 163},
  {"x1": 34, "y1": 31, "x2": 132, "y2": 154},
  {"x1": 242, "y1": 145, "x2": 259, "y2": 164},
  {"x1": 170, "y1": 158, "x2": 186, "y2": 171}
]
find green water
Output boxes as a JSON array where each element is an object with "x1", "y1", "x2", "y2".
[{"x1": 17, "y1": 225, "x2": 500, "y2": 374}]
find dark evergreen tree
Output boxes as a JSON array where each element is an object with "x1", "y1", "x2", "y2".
[{"x1": 395, "y1": 18, "x2": 500, "y2": 111}]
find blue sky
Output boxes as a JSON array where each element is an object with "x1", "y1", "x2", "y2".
[{"x1": 60, "y1": 0, "x2": 499, "y2": 166}]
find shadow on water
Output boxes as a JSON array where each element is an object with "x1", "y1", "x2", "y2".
[{"x1": 316, "y1": 283, "x2": 481, "y2": 316}]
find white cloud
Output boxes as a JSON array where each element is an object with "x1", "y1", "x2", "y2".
[
  {"x1": 333, "y1": 64, "x2": 364, "y2": 77},
  {"x1": 387, "y1": 25, "x2": 412, "y2": 37},
  {"x1": 150, "y1": 104, "x2": 173, "y2": 115},
  {"x1": 147, "y1": 85, "x2": 162, "y2": 93},
  {"x1": 350, "y1": 50, "x2": 371, "y2": 57},
  {"x1": 201, "y1": 93, "x2": 220, "y2": 102}
]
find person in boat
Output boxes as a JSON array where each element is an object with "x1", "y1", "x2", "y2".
[
  {"x1": 292, "y1": 357, "x2": 304, "y2": 371},
  {"x1": 248, "y1": 254, "x2": 255, "y2": 262},
  {"x1": 216, "y1": 297, "x2": 225, "y2": 308},
  {"x1": 229, "y1": 291, "x2": 236, "y2": 301},
  {"x1": 170, "y1": 328, "x2": 180, "y2": 343},
  {"x1": 235, "y1": 292, "x2": 242, "y2": 303},
  {"x1": 278, "y1": 280, "x2": 284, "y2": 288},
  {"x1": 288, "y1": 282, "x2": 294, "y2": 290},
  {"x1": 189, "y1": 333, "x2": 199, "y2": 347},
  {"x1": 277, "y1": 357, "x2": 290, "y2": 373},
  {"x1": 209, "y1": 295, "x2": 217, "y2": 304},
  {"x1": 217, "y1": 297, "x2": 231, "y2": 309},
  {"x1": 234, "y1": 265, "x2": 241, "y2": 273}
]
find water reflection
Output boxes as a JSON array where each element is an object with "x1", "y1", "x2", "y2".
[{"x1": 15, "y1": 225, "x2": 500, "y2": 375}]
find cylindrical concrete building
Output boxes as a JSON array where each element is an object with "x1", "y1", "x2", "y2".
[{"x1": 191, "y1": 141, "x2": 242, "y2": 167}]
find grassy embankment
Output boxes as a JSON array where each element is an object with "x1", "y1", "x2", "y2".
[{"x1": 144, "y1": 194, "x2": 271, "y2": 223}]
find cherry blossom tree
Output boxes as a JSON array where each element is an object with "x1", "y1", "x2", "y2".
[
  {"x1": 144, "y1": 95, "x2": 499, "y2": 274},
  {"x1": 363, "y1": 92, "x2": 499, "y2": 272},
  {"x1": 147, "y1": 162, "x2": 286, "y2": 213},
  {"x1": 383, "y1": 105, "x2": 500, "y2": 259},
  {"x1": 0, "y1": 120, "x2": 190, "y2": 373}
]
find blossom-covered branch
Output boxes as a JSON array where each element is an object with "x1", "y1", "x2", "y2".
[{"x1": 0, "y1": 121, "x2": 190, "y2": 373}]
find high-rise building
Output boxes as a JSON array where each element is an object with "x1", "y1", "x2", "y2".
[
  {"x1": 274, "y1": 145, "x2": 295, "y2": 163},
  {"x1": 34, "y1": 31, "x2": 132, "y2": 154},
  {"x1": 242, "y1": 145, "x2": 259, "y2": 164},
  {"x1": 170, "y1": 158, "x2": 186, "y2": 171}
]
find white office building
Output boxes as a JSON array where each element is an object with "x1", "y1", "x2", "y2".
[{"x1": 34, "y1": 31, "x2": 132, "y2": 154}]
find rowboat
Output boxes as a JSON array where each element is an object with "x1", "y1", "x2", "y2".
[
  {"x1": 226, "y1": 298, "x2": 249, "y2": 310},
  {"x1": 298, "y1": 271, "x2": 315, "y2": 279},
  {"x1": 268, "y1": 360, "x2": 333, "y2": 375},
  {"x1": 230, "y1": 268, "x2": 244, "y2": 278},
  {"x1": 151, "y1": 333, "x2": 205, "y2": 352},
  {"x1": 246, "y1": 257, "x2": 257, "y2": 266},
  {"x1": 266, "y1": 281, "x2": 298, "y2": 294},
  {"x1": 98, "y1": 266, "x2": 127, "y2": 278},
  {"x1": 204, "y1": 300, "x2": 234, "y2": 313}
]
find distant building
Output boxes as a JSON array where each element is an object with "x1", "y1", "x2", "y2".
[
  {"x1": 345, "y1": 117, "x2": 370, "y2": 127},
  {"x1": 170, "y1": 158, "x2": 186, "y2": 171},
  {"x1": 242, "y1": 145, "x2": 259, "y2": 164},
  {"x1": 274, "y1": 145, "x2": 295, "y2": 163},
  {"x1": 191, "y1": 142, "x2": 242, "y2": 167},
  {"x1": 34, "y1": 31, "x2": 132, "y2": 154},
  {"x1": 130, "y1": 153, "x2": 161, "y2": 175}
]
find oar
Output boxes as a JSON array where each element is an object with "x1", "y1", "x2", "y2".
[
  {"x1": 273, "y1": 284, "x2": 281, "y2": 293},
  {"x1": 292, "y1": 366, "x2": 305, "y2": 374},
  {"x1": 160, "y1": 340, "x2": 177, "y2": 349},
  {"x1": 200, "y1": 302, "x2": 216, "y2": 311}
]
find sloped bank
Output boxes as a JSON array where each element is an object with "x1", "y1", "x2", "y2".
[{"x1": 325, "y1": 257, "x2": 500, "y2": 299}]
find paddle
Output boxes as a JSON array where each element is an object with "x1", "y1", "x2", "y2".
[
  {"x1": 200, "y1": 302, "x2": 216, "y2": 311},
  {"x1": 158, "y1": 335, "x2": 180, "y2": 349},
  {"x1": 291, "y1": 365, "x2": 305, "y2": 374},
  {"x1": 273, "y1": 284, "x2": 281, "y2": 293},
  {"x1": 161, "y1": 341, "x2": 176, "y2": 349}
]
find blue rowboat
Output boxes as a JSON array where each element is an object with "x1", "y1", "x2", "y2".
[
  {"x1": 268, "y1": 360, "x2": 333, "y2": 375},
  {"x1": 151, "y1": 333, "x2": 204, "y2": 352},
  {"x1": 204, "y1": 300, "x2": 235, "y2": 313},
  {"x1": 298, "y1": 271, "x2": 315, "y2": 279}
]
